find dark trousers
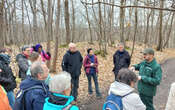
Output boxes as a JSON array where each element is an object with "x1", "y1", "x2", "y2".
[
  {"x1": 86, "y1": 72, "x2": 101, "y2": 96},
  {"x1": 71, "y1": 76, "x2": 80, "y2": 101},
  {"x1": 139, "y1": 94, "x2": 155, "y2": 110}
]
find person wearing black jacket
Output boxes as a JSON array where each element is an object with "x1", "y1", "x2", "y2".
[
  {"x1": 0, "y1": 50, "x2": 16, "y2": 109},
  {"x1": 113, "y1": 43, "x2": 131, "y2": 80},
  {"x1": 62, "y1": 43, "x2": 83, "y2": 101},
  {"x1": 16, "y1": 45, "x2": 31, "y2": 80}
]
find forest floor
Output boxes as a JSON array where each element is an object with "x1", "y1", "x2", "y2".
[{"x1": 10, "y1": 41, "x2": 175, "y2": 110}]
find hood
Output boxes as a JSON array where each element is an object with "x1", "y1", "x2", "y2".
[
  {"x1": 45, "y1": 93, "x2": 74, "y2": 109},
  {"x1": 35, "y1": 44, "x2": 42, "y2": 52},
  {"x1": 0, "y1": 54, "x2": 11, "y2": 64},
  {"x1": 16, "y1": 54, "x2": 26, "y2": 62},
  {"x1": 109, "y1": 81, "x2": 134, "y2": 97},
  {"x1": 20, "y1": 76, "x2": 45, "y2": 90}
]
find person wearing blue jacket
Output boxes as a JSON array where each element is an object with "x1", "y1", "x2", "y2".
[
  {"x1": 44, "y1": 71, "x2": 79, "y2": 110},
  {"x1": 15, "y1": 61, "x2": 50, "y2": 110}
]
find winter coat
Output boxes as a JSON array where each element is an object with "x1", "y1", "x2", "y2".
[
  {"x1": 0, "y1": 54, "x2": 16, "y2": 92},
  {"x1": 0, "y1": 85, "x2": 12, "y2": 110},
  {"x1": 16, "y1": 54, "x2": 29, "y2": 79},
  {"x1": 62, "y1": 50, "x2": 83, "y2": 77},
  {"x1": 108, "y1": 81, "x2": 146, "y2": 110},
  {"x1": 19, "y1": 76, "x2": 49, "y2": 110},
  {"x1": 83, "y1": 55, "x2": 98, "y2": 74},
  {"x1": 113, "y1": 50, "x2": 131, "y2": 74},
  {"x1": 165, "y1": 82, "x2": 175, "y2": 110},
  {"x1": 134, "y1": 58, "x2": 162, "y2": 97},
  {"x1": 44, "y1": 93, "x2": 79, "y2": 110}
]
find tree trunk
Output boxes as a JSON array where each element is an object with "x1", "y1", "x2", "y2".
[
  {"x1": 0, "y1": 0, "x2": 4, "y2": 48},
  {"x1": 71, "y1": 0, "x2": 75, "y2": 42},
  {"x1": 51, "y1": 0, "x2": 61, "y2": 72},
  {"x1": 64, "y1": 0, "x2": 70, "y2": 44},
  {"x1": 119, "y1": 0, "x2": 125, "y2": 44},
  {"x1": 157, "y1": 0, "x2": 164, "y2": 51},
  {"x1": 131, "y1": 0, "x2": 138, "y2": 59}
]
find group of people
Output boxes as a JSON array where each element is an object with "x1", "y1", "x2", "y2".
[{"x1": 0, "y1": 42, "x2": 162, "y2": 110}]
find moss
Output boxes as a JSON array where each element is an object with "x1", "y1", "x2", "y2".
[
  {"x1": 59, "y1": 44, "x2": 68, "y2": 48},
  {"x1": 94, "y1": 50, "x2": 107, "y2": 57}
]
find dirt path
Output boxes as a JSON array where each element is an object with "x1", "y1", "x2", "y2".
[{"x1": 79, "y1": 58, "x2": 175, "y2": 110}]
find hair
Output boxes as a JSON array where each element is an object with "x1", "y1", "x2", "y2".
[
  {"x1": 29, "y1": 52, "x2": 40, "y2": 62},
  {"x1": 0, "y1": 48, "x2": 6, "y2": 53},
  {"x1": 117, "y1": 68, "x2": 137, "y2": 86},
  {"x1": 22, "y1": 45, "x2": 30, "y2": 51},
  {"x1": 49, "y1": 71, "x2": 71, "y2": 93},
  {"x1": 68, "y1": 43, "x2": 76, "y2": 48},
  {"x1": 30, "y1": 61, "x2": 45, "y2": 79},
  {"x1": 87, "y1": 48, "x2": 92, "y2": 54},
  {"x1": 117, "y1": 42, "x2": 124, "y2": 47}
]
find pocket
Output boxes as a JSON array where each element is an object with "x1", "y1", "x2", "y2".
[{"x1": 144, "y1": 67, "x2": 153, "y2": 77}]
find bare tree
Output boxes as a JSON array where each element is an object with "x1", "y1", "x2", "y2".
[
  {"x1": 64, "y1": 0, "x2": 70, "y2": 44},
  {"x1": 51, "y1": 0, "x2": 61, "y2": 72},
  {"x1": 0, "y1": 0, "x2": 4, "y2": 48},
  {"x1": 157, "y1": 0, "x2": 164, "y2": 51},
  {"x1": 119, "y1": 0, "x2": 126, "y2": 44}
]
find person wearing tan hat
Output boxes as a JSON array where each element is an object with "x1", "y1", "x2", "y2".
[{"x1": 130, "y1": 48, "x2": 162, "y2": 110}]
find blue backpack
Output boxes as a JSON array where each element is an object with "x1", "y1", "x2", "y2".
[
  {"x1": 103, "y1": 92, "x2": 133, "y2": 110},
  {"x1": 14, "y1": 85, "x2": 45, "y2": 110}
]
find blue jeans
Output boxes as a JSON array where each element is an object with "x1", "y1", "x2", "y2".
[
  {"x1": 7, "y1": 91, "x2": 15, "y2": 109},
  {"x1": 86, "y1": 72, "x2": 101, "y2": 96}
]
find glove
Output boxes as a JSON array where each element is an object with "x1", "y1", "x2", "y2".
[{"x1": 47, "y1": 52, "x2": 51, "y2": 57}]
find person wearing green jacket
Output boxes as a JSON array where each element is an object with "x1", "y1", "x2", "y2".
[{"x1": 130, "y1": 48, "x2": 162, "y2": 110}]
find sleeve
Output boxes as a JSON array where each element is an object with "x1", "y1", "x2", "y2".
[
  {"x1": 127, "y1": 53, "x2": 131, "y2": 66},
  {"x1": 94, "y1": 56, "x2": 98, "y2": 67},
  {"x1": 141, "y1": 66, "x2": 162, "y2": 86},
  {"x1": 62, "y1": 54, "x2": 69, "y2": 72},
  {"x1": 133, "y1": 63, "x2": 142, "y2": 71},
  {"x1": 42, "y1": 50, "x2": 51, "y2": 60},
  {"x1": 113, "y1": 54, "x2": 116, "y2": 65},
  {"x1": 79, "y1": 52, "x2": 83, "y2": 68},
  {"x1": 132, "y1": 93, "x2": 146, "y2": 110},
  {"x1": 18, "y1": 58, "x2": 29, "y2": 73},
  {"x1": 83, "y1": 56, "x2": 91, "y2": 68}
]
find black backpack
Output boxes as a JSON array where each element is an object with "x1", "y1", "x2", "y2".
[{"x1": 14, "y1": 85, "x2": 44, "y2": 110}]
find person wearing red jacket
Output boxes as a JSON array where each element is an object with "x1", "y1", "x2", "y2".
[{"x1": 83, "y1": 48, "x2": 102, "y2": 98}]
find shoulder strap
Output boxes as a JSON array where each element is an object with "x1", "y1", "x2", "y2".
[{"x1": 122, "y1": 91, "x2": 134, "y2": 98}]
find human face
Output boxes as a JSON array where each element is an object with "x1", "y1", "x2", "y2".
[
  {"x1": 118, "y1": 45, "x2": 124, "y2": 52},
  {"x1": 69, "y1": 46, "x2": 76, "y2": 53},
  {"x1": 38, "y1": 64, "x2": 49, "y2": 81},
  {"x1": 38, "y1": 47, "x2": 42, "y2": 53},
  {"x1": 89, "y1": 50, "x2": 93, "y2": 56},
  {"x1": 23, "y1": 48, "x2": 31, "y2": 56},
  {"x1": 143, "y1": 54, "x2": 154, "y2": 62}
]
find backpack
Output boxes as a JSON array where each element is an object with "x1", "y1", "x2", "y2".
[
  {"x1": 14, "y1": 85, "x2": 44, "y2": 110},
  {"x1": 103, "y1": 92, "x2": 133, "y2": 110}
]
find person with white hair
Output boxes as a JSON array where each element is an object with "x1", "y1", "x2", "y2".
[
  {"x1": 61, "y1": 43, "x2": 83, "y2": 101},
  {"x1": 113, "y1": 43, "x2": 131, "y2": 80},
  {"x1": 43, "y1": 71, "x2": 79, "y2": 110}
]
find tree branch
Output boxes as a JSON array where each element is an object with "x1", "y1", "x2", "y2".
[{"x1": 80, "y1": 0, "x2": 175, "y2": 12}]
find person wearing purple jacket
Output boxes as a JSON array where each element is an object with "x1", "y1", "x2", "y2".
[{"x1": 83, "y1": 48, "x2": 102, "y2": 98}]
